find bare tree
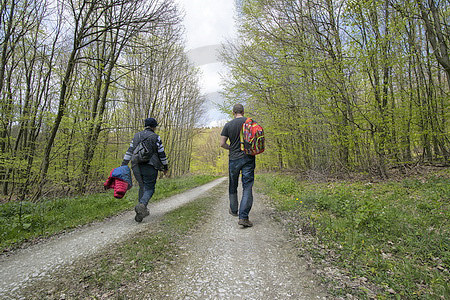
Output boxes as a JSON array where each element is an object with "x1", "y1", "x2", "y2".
[
  {"x1": 415, "y1": 0, "x2": 450, "y2": 87},
  {"x1": 35, "y1": 0, "x2": 180, "y2": 199}
]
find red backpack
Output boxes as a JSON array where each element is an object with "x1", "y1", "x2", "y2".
[{"x1": 240, "y1": 118, "x2": 265, "y2": 155}]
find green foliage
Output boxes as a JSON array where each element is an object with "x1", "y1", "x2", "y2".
[
  {"x1": 0, "y1": 1, "x2": 201, "y2": 200},
  {"x1": 222, "y1": 0, "x2": 449, "y2": 175},
  {"x1": 190, "y1": 127, "x2": 228, "y2": 175},
  {"x1": 257, "y1": 172, "x2": 449, "y2": 299},
  {"x1": 0, "y1": 175, "x2": 218, "y2": 251}
]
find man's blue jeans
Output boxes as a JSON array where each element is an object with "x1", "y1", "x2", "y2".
[
  {"x1": 132, "y1": 164, "x2": 158, "y2": 206},
  {"x1": 228, "y1": 155, "x2": 255, "y2": 219}
]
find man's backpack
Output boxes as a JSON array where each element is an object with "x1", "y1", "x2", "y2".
[
  {"x1": 131, "y1": 132, "x2": 155, "y2": 164},
  {"x1": 240, "y1": 118, "x2": 265, "y2": 155}
]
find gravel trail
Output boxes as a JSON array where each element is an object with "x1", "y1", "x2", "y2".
[
  {"x1": 150, "y1": 184, "x2": 329, "y2": 299},
  {"x1": 0, "y1": 177, "x2": 226, "y2": 298}
]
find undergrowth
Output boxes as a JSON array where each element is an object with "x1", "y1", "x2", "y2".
[
  {"x1": 257, "y1": 170, "x2": 449, "y2": 299},
  {"x1": 0, "y1": 174, "x2": 218, "y2": 251}
]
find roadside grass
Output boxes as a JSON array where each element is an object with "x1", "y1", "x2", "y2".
[
  {"x1": 21, "y1": 182, "x2": 224, "y2": 299},
  {"x1": 256, "y1": 170, "x2": 449, "y2": 299},
  {"x1": 0, "y1": 174, "x2": 218, "y2": 252}
]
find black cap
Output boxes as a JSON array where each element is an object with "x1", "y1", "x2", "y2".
[{"x1": 144, "y1": 118, "x2": 158, "y2": 128}]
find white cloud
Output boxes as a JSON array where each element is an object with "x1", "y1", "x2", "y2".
[
  {"x1": 176, "y1": 0, "x2": 236, "y2": 50},
  {"x1": 186, "y1": 44, "x2": 222, "y2": 66},
  {"x1": 207, "y1": 119, "x2": 228, "y2": 128},
  {"x1": 199, "y1": 62, "x2": 228, "y2": 94}
]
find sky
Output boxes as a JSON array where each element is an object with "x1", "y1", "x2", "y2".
[
  {"x1": 175, "y1": 0, "x2": 237, "y2": 126},
  {"x1": 177, "y1": 1, "x2": 236, "y2": 52}
]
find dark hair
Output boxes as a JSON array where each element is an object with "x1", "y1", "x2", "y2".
[{"x1": 232, "y1": 104, "x2": 244, "y2": 114}]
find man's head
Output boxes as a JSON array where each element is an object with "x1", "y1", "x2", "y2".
[
  {"x1": 232, "y1": 104, "x2": 244, "y2": 115},
  {"x1": 144, "y1": 117, "x2": 158, "y2": 128}
]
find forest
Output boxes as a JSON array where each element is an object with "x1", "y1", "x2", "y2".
[
  {"x1": 221, "y1": 0, "x2": 449, "y2": 176},
  {"x1": 0, "y1": 0, "x2": 203, "y2": 201},
  {"x1": 0, "y1": 1, "x2": 448, "y2": 297},
  {"x1": 0, "y1": 0, "x2": 448, "y2": 202}
]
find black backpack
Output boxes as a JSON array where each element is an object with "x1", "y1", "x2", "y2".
[{"x1": 131, "y1": 132, "x2": 155, "y2": 164}]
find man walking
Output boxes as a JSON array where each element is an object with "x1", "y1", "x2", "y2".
[
  {"x1": 122, "y1": 118, "x2": 168, "y2": 222},
  {"x1": 220, "y1": 104, "x2": 255, "y2": 227}
]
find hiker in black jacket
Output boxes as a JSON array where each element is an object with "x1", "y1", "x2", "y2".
[{"x1": 122, "y1": 118, "x2": 168, "y2": 222}]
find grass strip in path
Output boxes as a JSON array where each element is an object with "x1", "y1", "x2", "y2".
[
  {"x1": 20, "y1": 182, "x2": 226, "y2": 299},
  {"x1": 0, "y1": 175, "x2": 218, "y2": 252}
]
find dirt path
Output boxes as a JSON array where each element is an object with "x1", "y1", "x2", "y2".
[
  {"x1": 1, "y1": 178, "x2": 329, "y2": 299},
  {"x1": 147, "y1": 184, "x2": 329, "y2": 299},
  {"x1": 0, "y1": 178, "x2": 226, "y2": 298}
]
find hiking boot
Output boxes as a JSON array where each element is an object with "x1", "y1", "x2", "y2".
[
  {"x1": 134, "y1": 203, "x2": 149, "y2": 223},
  {"x1": 238, "y1": 219, "x2": 253, "y2": 227},
  {"x1": 229, "y1": 208, "x2": 238, "y2": 217}
]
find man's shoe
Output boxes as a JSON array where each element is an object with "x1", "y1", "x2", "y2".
[
  {"x1": 229, "y1": 208, "x2": 238, "y2": 217},
  {"x1": 238, "y1": 219, "x2": 253, "y2": 227},
  {"x1": 134, "y1": 203, "x2": 149, "y2": 223}
]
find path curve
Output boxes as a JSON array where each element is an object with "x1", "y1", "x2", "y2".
[{"x1": 0, "y1": 177, "x2": 226, "y2": 297}]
